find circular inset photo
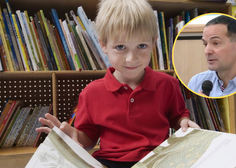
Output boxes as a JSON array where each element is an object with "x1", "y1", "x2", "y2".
[{"x1": 173, "y1": 13, "x2": 236, "y2": 98}]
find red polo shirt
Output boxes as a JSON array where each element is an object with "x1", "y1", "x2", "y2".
[{"x1": 74, "y1": 66, "x2": 190, "y2": 162}]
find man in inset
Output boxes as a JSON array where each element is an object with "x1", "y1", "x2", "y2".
[{"x1": 188, "y1": 14, "x2": 236, "y2": 97}]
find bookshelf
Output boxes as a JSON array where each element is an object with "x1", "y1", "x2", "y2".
[{"x1": 0, "y1": 0, "x2": 234, "y2": 168}]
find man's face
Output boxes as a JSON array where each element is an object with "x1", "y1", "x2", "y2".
[{"x1": 202, "y1": 24, "x2": 236, "y2": 73}]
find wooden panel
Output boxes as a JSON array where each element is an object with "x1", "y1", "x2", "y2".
[{"x1": 173, "y1": 39, "x2": 208, "y2": 86}]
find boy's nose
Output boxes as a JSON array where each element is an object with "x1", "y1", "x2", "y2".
[{"x1": 126, "y1": 51, "x2": 137, "y2": 62}]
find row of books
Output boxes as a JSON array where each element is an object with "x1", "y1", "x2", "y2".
[
  {"x1": 180, "y1": 84, "x2": 227, "y2": 132},
  {"x1": 0, "y1": 99, "x2": 53, "y2": 148},
  {"x1": 151, "y1": 7, "x2": 199, "y2": 70},
  {"x1": 0, "y1": 0, "x2": 111, "y2": 71},
  {"x1": 0, "y1": 0, "x2": 203, "y2": 71}
]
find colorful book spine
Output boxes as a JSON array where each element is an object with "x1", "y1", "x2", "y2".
[
  {"x1": 159, "y1": 12, "x2": 170, "y2": 70},
  {"x1": 12, "y1": 14, "x2": 32, "y2": 71},
  {"x1": 70, "y1": 10, "x2": 105, "y2": 70},
  {"x1": 40, "y1": 10, "x2": 61, "y2": 70},
  {"x1": 51, "y1": 8, "x2": 75, "y2": 70},
  {"x1": 16, "y1": 10, "x2": 38, "y2": 71},
  {"x1": 33, "y1": 15, "x2": 54, "y2": 70},
  {"x1": 0, "y1": 11, "x2": 14, "y2": 71},
  {"x1": 0, "y1": 34, "x2": 9, "y2": 70},
  {"x1": 29, "y1": 16, "x2": 48, "y2": 71},
  {"x1": 3, "y1": 8, "x2": 24, "y2": 71},
  {"x1": 77, "y1": 6, "x2": 111, "y2": 68},
  {"x1": 2, "y1": 12, "x2": 20, "y2": 71},
  {"x1": 5, "y1": 1, "x2": 30, "y2": 71},
  {"x1": 153, "y1": 10, "x2": 164, "y2": 70},
  {"x1": 23, "y1": 11, "x2": 43, "y2": 70}
]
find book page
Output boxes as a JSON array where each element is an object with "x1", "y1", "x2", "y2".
[
  {"x1": 26, "y1": 126, "x2": 103, "y2": 168},
  {"x1": 133, "y1": 128, "x2": 236, "y2": 168}
]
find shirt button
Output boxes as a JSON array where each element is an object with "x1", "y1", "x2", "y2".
[
  {"x1": 124, "y1": 86, "x2": 128, "y2": 90},
  {"x1": 130, "y1": 98, "x2": 134, "y2": 103}
]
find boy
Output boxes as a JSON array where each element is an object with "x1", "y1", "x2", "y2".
[{"x1": 37, "y1": 0, "x2": 200, "y2": 167}]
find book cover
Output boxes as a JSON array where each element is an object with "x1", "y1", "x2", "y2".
[
  {"x1": 4, "y1": 106, "x2": 32, "y2": 148},
  {"x1": 26, "y1": 127, "x2": 236, "y2": 168},
  {"x1": 33, "y1": 104, "x2": 53, "y2": 148},
  {"x1": 132, "y1": 128, "x2": 236, "y2": 168},
  {"x1": 26, "y1": 126, "x2": 104, "y2": 168},
  {"x1": 0, "y1": 106, "x2": 21, "y2": 147},
  {"x1": 0, "y1": 100, "x2": 23, "y2": 138}
]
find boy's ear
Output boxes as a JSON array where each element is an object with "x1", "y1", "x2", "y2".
[{"x1": 98, "y1": 38, "x2": 108, "y2": 54}]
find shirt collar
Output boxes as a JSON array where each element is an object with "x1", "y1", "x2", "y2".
[
  {"x1": 104, "y1": 66, "x2": 156, "y2": 92},
  {"x1": 215, "y1": 71, "x2": 236, "y2": 88}
]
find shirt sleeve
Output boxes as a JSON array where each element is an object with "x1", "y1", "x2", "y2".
[{"x1": 74, "y1": 91, "x2": 100, "y2": 142}]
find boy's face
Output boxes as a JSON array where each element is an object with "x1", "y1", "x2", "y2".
[
  {"x1": 202, "y1": 24, "x2": 236, "y2": 73},
  {"x1": 100, "y1": 33, "x2": 154, "y2": 83}
]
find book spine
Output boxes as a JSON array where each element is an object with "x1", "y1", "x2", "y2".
[
  {"x1": 51, "y1": 9, "x2": 75, "y2": 70},
  {"x1": 6, "y1": 1, "x2": 30, "y2": 71},
  {"x1": 40, "y1": 10, "x2": 61, "y2": 70},
  {"x1": 77, "y1": 6, "x2": 111, "y2": 68},
  {"x1": 47, "y1": 19, "x2": 65, "y2": 70},
  {"x1": 0, "y1": 13, "x2": 14, "y2": 71},
  {"x1": 59, "y1": 19, "x2": 79, "y2": 70},
  {"x1": 62, "y1": 20, "x2": 81, "y2": 70},
  {"x1": 53, "y1": 27, "x2": 70, "y2": 70},
  {"x1": 12, "y1": 13, "x2": 32, "y2": 71},
  {"x1": 153, "y1": 10, "x2": 164, "y2": 70},
  {"x1": 29, "y1": 16, "x2": 48, "y2": 71},
  {"x1": 33, "y1": 15, "x2": 54, "y2": 70},
  {"x1": 0, "y1": 34, "x2": 9, "y2": 70},
  {"x1": 3, "y1": 8, "x2": 24, "y2": 71},
  {"x1": 2, "y1": 12, "x2": 20, "y2": 71},
  {"x1": 0, "y1": 100, "x2": 16, "y2": 135},
  {"x1": 16, "y1": 10, "x2": 38, "y2": 71},
  {"x1": 23, "y1": 11, "x2": 42, "y2": 70},
  {"x1": 159, "y1": 12, "x2": 170, "y2": 70}
]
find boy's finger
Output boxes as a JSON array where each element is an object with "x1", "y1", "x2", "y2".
[{"x1": 44, "y1": 113, "x2": 62, "y2": 128}]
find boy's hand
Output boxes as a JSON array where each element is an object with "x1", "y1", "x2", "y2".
[
  {"x1": 177, "y1": 117, "x2": 201, "y2": 132},
  {"x1": 36, "y1": 113, "x2": 83, "y2": 147}
]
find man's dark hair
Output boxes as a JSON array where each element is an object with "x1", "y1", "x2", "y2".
[{"x1": 206, "y1": 15, "x2": 236, "y2": 41}]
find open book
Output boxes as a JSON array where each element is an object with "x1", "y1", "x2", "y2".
[{"x1": 26, "y1": 127, "x2": 236, "y2": 168}]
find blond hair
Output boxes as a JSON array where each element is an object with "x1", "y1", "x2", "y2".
[{"x1": 95, "y1": 0, "x2": 157, "y2": 44}]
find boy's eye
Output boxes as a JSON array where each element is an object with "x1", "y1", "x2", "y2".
[
  {"x1": 138, "y1": 44, "x2": 147, "y2": 49},
  {"x1": 116, "y1": 45, "x2": 125, "y2": 50}
]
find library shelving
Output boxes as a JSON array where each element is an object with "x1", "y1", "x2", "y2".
[{"x1": 0, "y1": 0, "x2": 234, "y2": 168}]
